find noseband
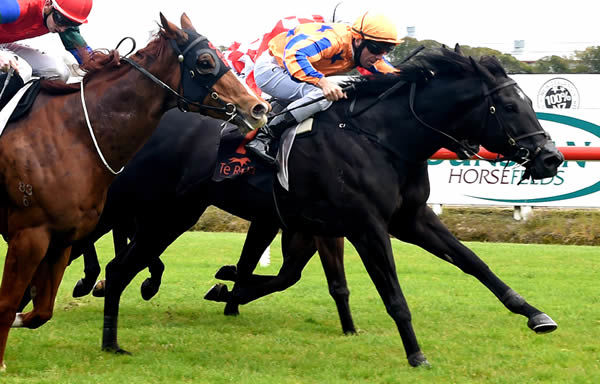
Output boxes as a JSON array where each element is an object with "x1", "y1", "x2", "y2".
[
  {"x1": 118, "y1": 36, "x2": 236, "y2": 116},
  {"x1": 481, "y1": 80, "x2": 549, "y2": 165}
]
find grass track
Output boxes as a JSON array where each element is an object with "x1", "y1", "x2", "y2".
[{"x1": 0, "y1": 232, "x2": 598, "y2": 383}]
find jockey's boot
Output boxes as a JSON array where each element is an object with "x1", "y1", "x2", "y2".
[{"x1": 246, "y1": 111, "x2": 296, "y2": 166}]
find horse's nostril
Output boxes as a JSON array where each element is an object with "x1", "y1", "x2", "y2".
[
  {"x1": 251, "y1": 104, "x2": 268, "y2": 119},
  {"x1": 544, "y1": 154, "x2": 564, "y2": 168}
]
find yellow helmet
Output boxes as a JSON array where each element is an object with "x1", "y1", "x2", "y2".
[{"x1": 351, "y1": 12, "x2": 403, "y2": 44}]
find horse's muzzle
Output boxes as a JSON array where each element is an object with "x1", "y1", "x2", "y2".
[{"x1": 528, "y1": 142, "x2": 564, "y2": 179}]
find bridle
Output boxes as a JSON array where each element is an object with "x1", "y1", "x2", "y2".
[
  {"x1": 409, "y1": 77, "x2": 550, "y2": 168},
  {"x1": 117, "y1": 36, "x2": 237, "y2": 117},
  {"x1": 84, "y1": 33, "x2": 246, "y2": 175}
]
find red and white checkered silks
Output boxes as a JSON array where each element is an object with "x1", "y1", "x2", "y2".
[{"x1": 223, "y1": 15, "x2": 326, "y2": 96}]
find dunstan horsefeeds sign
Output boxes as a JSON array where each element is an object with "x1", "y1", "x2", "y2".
[{"x1": 427, "y1": 74, "x2": 600, "y2": 208}]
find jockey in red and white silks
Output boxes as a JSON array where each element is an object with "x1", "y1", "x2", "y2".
[{"x1": 0, "y1": 0, "x2": 93, "y2": 82}]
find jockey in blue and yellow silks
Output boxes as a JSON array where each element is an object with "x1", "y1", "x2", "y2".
[
  {"x1": 0, "y1": 0, "x2": 93, "y2": 83},
  {"x1": 246, "y1": 11, "x2": 403, "y2": 166},
  {"x1": 268, "y1": 22, "x2": 398, "y2": 85}
]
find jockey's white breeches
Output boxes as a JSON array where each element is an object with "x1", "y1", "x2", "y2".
[
  {"x1": 0, "y1": 43, "x2": 69, "y2": 82},
  {"x1": 254, "y1": 51, "x2": 332, "y2": 122}
]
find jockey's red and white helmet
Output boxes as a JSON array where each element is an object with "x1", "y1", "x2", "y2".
[{"x1": 51, "y1": 0, "x2": 93, "y2": 24}]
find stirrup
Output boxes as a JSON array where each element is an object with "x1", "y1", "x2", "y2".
[{"x1": 246, "y1": 142, "x2": 277, "y2": 166}]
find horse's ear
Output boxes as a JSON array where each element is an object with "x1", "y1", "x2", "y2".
[
  {"x1": 469, "y1": 56, "x2": 496, "y2": 84},
  {"x1": 160, "y1": 12, "x2": 187, "y2": 43},
  {"x1": 180, "y1": 12, "x2": 195, "y2": 31},
  {"x1": 454, "y1": 44, "x2": 463, "y2": 56}
]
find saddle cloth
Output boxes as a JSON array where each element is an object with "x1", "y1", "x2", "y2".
[{"x1": 212, "y1": 117, "x2": 315, "y2": 192}]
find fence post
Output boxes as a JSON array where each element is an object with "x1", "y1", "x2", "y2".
[
  {"x1": 513, "y1": 205, "x2": 533, "y2": 221},
  {"x1": 259, "y1": 246, "x2": 270, "y2": 267}
]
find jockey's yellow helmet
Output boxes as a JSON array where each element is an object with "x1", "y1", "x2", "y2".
[{"x1": 351, "y1": 12, "x2": 403, "y2": 44}]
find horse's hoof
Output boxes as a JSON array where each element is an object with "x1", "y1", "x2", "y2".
[
  {"x1": 408, "y1": 351, "x2": 431, "y2": 368},
  {"x1": 224, "y1": 302, "x2": 240, "y2": 316},
  {"x1": 102, "y1": 344, "x2": 132, "y2": 355},
  {"x1": 141, "y1": 279, "x2": 159, "y2": 301},
  {"x1": 92, "y1": 280, "x2": 106, "y2": 297},
  {"x1": 343, "y1": 328, "x2": 357, "y2": 336},
  {"x1": 204, "y1": 283, "x2": 230, "y2": 302},
  {"x1": 528, "y1": 313, "x2": 558, "y2": 334},
  {"x1": 0, "y1": 361, "x2": 6, "y2": 372},
  {"x1": 72, "y1": 279, "x2": 94, "y2": 297},
  {"x1": 215, "y1": 265, "x2": 238, "y2": 281}
]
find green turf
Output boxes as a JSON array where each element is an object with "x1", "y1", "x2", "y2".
[{"x1": 0, "y1": 232, "x2": 598, "y2": 383}]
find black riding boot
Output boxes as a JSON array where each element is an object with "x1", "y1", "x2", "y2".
[{"x1": 246, "y1": 112, "x2": 297, "y2": 166}]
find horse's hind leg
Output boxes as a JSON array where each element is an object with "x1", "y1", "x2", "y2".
[
  {"x1": 390, "y1": 206, "x2": 557, "y2": 333},
  {"x1": 316, "y1": 236, "x2": 356, "y2": 335},
  {"x1": 0, "y1": 227, "x2": 51, "y2": 370}
]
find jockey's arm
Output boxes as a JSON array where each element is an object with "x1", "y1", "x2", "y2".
[
  {"x1": 283, "y1": 38, "x2": 345, "y2": 101},
  {"x1": 59, "y1": 27, "x2": 92, "y2": 64},
  {"x1": 0, "y1": 0, "x2": 22, "y2": 73}
]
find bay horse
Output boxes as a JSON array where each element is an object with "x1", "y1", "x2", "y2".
[
  {"x1": 0, "y1": 13, "x2": 268, "y2": 372},
  {"x1": 204, "y1": 48, "x2": 564, "y2": 367}
]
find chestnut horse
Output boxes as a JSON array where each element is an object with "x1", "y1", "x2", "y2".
[{"x1": 0, "y1": 13, "x2": 268, "y2": 372}]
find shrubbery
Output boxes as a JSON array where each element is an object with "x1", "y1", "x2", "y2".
[{"x1": 193, "y1": 206, "x2": 600, "y2": 245}]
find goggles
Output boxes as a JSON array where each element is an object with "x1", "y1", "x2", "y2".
[
  {"x1": 52, "y1": 10, "x2": 81, "y2": 28},
  {"x1": 364, "y1": 40, "x2": 394, "y2": 55}
]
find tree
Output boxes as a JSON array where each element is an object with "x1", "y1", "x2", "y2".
[
  {"x1": 574, "y1": 46, "x2": 600, "y2": 73},
  {"x1": 533, "y1": 55, "x2": 571, "y2": 73}
]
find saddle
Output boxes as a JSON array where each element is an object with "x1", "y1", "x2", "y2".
[{"x1": 0, "y1": 71, "x2": 41, "y2": 135}]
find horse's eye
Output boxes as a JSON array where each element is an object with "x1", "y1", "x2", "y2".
[
  {"x1": 505, "y1": 104, "x2": 517, "y2": 112},
  {"x1": 195, "y1": 53, "x2": 216, "y2": 74}
]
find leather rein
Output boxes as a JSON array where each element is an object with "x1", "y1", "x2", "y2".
[{"x1": 117, "y1": 37, "x2": 236, "y2": 116}]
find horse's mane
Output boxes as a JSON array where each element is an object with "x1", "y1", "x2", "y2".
[
  {"x1": 345, "y1": 47, "x2": 509, "y2": 96},
  {"x1": 40, "y1": 30, "x2": 171, "y2": 95}
]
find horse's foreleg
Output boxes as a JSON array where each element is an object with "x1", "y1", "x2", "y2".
[
  {"x1": 316, "y1": 236, "x2": 356, "y2": 335},
  {"x1": 227, "y1": 231, "x2": 316, "y2": 306},
  {"x1": 141, "y1": 257, "x2": 164, "y2": 301},
  {"x1": 15, "y1": 244, "x2": 71, "y2": 329},
  {"x1": 0, "y1": 227, "x2": 51, "y2": 371},
  {"x1": 72, "y1": 243, "x2": 101, "y2": 298},
  {"x1": 347, "y1": 228, "x2": 428, "y2": 368},
  {"x1": 389, "y1": 206, "x2": 557, "y2": 333},
  {"x1": 219, "y1": 220, "x2": 280, "y2": 315},
  {"x1": 102, "y1": 240, "x2": 147, "y2": 354}
]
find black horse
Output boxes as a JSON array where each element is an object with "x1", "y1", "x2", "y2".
[
  {"x1": 83, "y1": 47, "x2": 562, "y2": 367},
  {"x1": 56, "y1": 109, "x2": 359, "y2": 350},
  {"x1": 203, "y1": 48, "x2": 564, "y2": 367}
]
